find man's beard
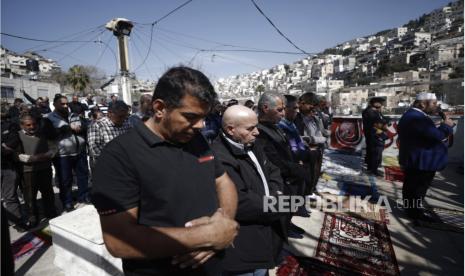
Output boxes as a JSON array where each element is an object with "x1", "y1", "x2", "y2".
[{"x1": 58, "y1": 109, "x2": 69, "y2": 117}]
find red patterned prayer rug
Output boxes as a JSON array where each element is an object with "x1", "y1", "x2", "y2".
[
  {"x1": 384, "y1": 166, "x2": 404, "y2": 182},
  {"x1": 315, "y1": 212, "x2": 399, "y2": 276}
]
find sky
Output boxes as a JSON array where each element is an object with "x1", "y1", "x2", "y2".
[{"x1": 1, "y1": 0, "x2": 453, "y2": 82}]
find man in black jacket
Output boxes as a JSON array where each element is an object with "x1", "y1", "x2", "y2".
[
  {"x1": 256, "y1": 92, "x2": 311, "y2": 239},
  {"x1": 362, "y1": 97, "x2": 387, "y2": 175},
  {"x1": 212, "y1": 105, "x2": 287, "y2": 275}
]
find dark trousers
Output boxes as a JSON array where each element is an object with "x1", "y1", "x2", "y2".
[
  {"x1": 22, "y1": 168, "x2": 57, "y2": 222},
  {"x1": 402, "y1": 169, "x2": 436, "y2": 218},
  {"x1": 364, "y1": 137, "x2": 372, "y2": 165},
  {"x1": 367, "y1": 145, "x2": 383, "y2": 174},
  {"x1": 57, "y1": 152, "x2": 89, "y2": 206},
  {"x1": 1, "y1": 169, "x2": 23, "y2": 225},
  {"x1": 1, "y1": 205, "x2": 15, "y2": 276},
  {"x1": 304, "y1": 149, "x2": 322, "y2": 195}
]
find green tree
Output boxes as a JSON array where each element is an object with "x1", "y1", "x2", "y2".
[
  {"x1": 255, "y1": 84, "x2": 265, "y2": 96},
  {"x1": 66, "y1": 65, "x2": 90, "y2": 95},
  {"x1": 342, "y1": 48, "x2": 353, "y2": 56}
]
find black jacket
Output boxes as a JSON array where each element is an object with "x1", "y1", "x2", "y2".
[
  {"x1": 211, "y1": 133, "x2": 287, "y2": 272},
  {"x1": 256, "y1": 122, "x2": 310, "y2": 193}
]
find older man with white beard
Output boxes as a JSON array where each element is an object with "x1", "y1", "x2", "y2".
[{"x1": 398, "y1": 92, "x2": 455, "y2": 223}]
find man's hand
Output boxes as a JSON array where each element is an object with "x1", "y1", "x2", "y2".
[
  {"x1": 71, "y1": 125, "x2": 81, "y2": 133},
  {"x1": 184, "y1": 216, "x2": 210, "y2": 228},
  {"x1": 173, "y1": 216, "x2": 215, "y2": 269},
  {"x1": 443, "y1": 117, "x2": 455, "y2": 127},
  {"x1": 208, "y1": 208, "x2": 239, "y2": 250},
  {"x1": 172, "y1": 250, "x2": 215, "y2": 269},
  {"x1": 18, "y1": 154, "x2": 31, "y2": 163}
]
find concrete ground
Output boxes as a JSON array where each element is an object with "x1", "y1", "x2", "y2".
[
  {"x1": 283, "y1": 161, "x2": 464, "y2": 276},
  {"x1": 8, "y1": 162, "x2": 464, "y2": 276}
]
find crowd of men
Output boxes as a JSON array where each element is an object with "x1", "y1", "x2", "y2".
[
  {"x1": 1, "y1": 90, "x2": 154, "y2": 231},
  {"x1": 1, "y1": 65, "x2": 456, "y2": 275}
]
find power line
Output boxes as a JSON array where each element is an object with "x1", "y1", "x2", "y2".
[
  {"x1": 129, "y1": 34, "x2": 158, "y2": 80},
  {"x1": 133, "y1": 24, "x2": 155, "y2": 72},
  {"x1": 0, "y1": 32, "x2": 102, "y2": 43},
  {"x1": 154, "y1": 26, "x2": 311, "y2": 55},
  {"x1": 133, "y1": 0, "x2": 195, "y2": 70},
  {"x1": 199, "y1": 49, "x2": 311, "y2": 55},
  {"x1": 211, "y1": 54, "x2": 263, "y2": 70},
  {"x1": 23, "y1": 25, "x2": 105, "y2": 52},
  {"x1": 250, "y1": 0, "x2": 311, "y2": 55},
  {"x1": 56, "y1": 30, "x2": 106, "y2": 62},
  {"x1": 94, "y1": 33, "x2": 119, "y2": 75},
  {"x1": 137, "y1": 0, "x2": 194, "y2": 26},
  {"x1": 132, "y1": 30, "x2": 167, "y2": 70}
]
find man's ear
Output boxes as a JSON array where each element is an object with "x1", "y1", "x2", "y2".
[
  {"x1": 225, "y1": 125, "x2": 235, "y2": 136},
  {"x1": 152, "y1": 99, "x2": 166, "y2": 119},
  {"x1": 261, "y1": 104, "x2": 269, "y2": 114}
]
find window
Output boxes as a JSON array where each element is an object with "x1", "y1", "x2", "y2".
[{"x1": 1, "y1": 86, "x2": 14, "y2": 99}]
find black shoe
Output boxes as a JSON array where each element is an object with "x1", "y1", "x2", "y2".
[
  {"x1": 25, "y1": 217, "x2": 38, "y2": 229},
  {"x1": 294, "y1": 206, "x2": 310, "y2": 217},
  {"x1": 289, "y1": 223, "x2": 305, "y2": 234},
  {"x1": 288, "y1": 230, "x2": 304, "y2": 239},
  {"x1": 64, "y1": 204, "x2": 75, "y2": 213},
  {"x1": 417, "y1": 212, "x2": 439, "y2": 223},
  {"x1": 13, "y1": 223, "x2": 28, "y2": 233}
]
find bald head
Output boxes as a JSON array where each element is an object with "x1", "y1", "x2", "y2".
[{"x1": 222, "y1": 105, "x2": 259, "y2": 145}]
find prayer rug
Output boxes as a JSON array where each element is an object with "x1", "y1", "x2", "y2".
[
  {"x1": 276, "y1": 255, "x2": 355, "y2": 276},
  {"x1": 344, "y1": 208, "x2": 390, "y2": 225},
  {"x1": 314, "y1": 212, "x2": 399, "y2": 275},
  {"x1": 384, "y1": 166, "x2": 404, "y2": 182},
  {"x1": 12, "y1": 226, "x2": 52, "y2": 260}
]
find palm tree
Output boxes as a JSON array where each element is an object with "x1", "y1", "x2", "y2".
[{"x1": 66, "y1": 65, "x2": 90, "y2": 95}]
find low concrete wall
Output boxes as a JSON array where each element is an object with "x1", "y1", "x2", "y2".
[{"x1": 49, "y1": 205, "x2": 123, "y2": 276}]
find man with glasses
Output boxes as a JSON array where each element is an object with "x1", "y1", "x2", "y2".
[{"x1": 362, "y1": 97, "x2": 388, "y2": 176}]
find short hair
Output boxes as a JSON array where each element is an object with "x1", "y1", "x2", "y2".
[
  {"x1": 227, "y1": 99, "x2": 239, "y2": 107},
  {"x1": 152, "y1": 66, "x2": 217, "y2": 110},
  {"x1": 19, "y1": 113, "x2": 35, "y2": 124},
  {"x1": 369, "y1": 97, "x2": 385, "y2": 105},
  {"x1": 257, "y1": 91, "x2": 282, "y2": 117},
  {"x1": 139, "y1": 94, "x2": 152, "y2": 104},
  {"x1": 244, "y1": 100, "x2": 254, "y2": 108},
  {"x1": 53, "y1": 94, "x2": 67, "y2": 104},
  {"x1": 14, "y1": 98, "x2": 23, "y2": 104},
  {"x1": 109, "y1": 100, "x2": 129, "y2": 114},
  {"x1": 299, "y1": 92, "x2": 318, "y2": 105},
  {"x1": 91, "y1": 110, "x2": 104, "y2": 120},
  {"x1": 283, "y1": 94, "x2": 297, "y2": 107}
]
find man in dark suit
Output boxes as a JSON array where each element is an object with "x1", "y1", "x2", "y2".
[
  {"x1": 212, "y1": 105, "x2": 287, "y2": 275},
  {"x1": 255, "y1": 92, "x2": 311, "y2": 238},
  {"x1": 398, "y1": 92, "x2": 455, "y2": 222},
  {"x1": 362, "y1": 97, "x2": 388, "y2": 175}
]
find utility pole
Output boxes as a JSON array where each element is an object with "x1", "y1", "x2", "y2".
[{"x1": 105, "y1": 18, "x2": 134, "y2": 105}]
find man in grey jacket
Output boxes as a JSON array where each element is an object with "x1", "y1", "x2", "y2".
[{"x1": 46, "y1": 94, "x2": 90, "y2": 212}]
